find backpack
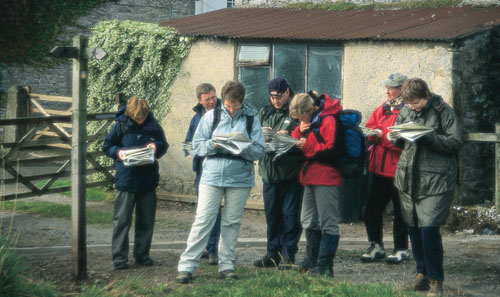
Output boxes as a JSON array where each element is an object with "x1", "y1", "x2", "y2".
[
  {"x1": 313, "y1": 107, "x2": 366, "y2": 179},
  {"x1": 209, "y1": 106, "x2": 254, "y2": 138}
]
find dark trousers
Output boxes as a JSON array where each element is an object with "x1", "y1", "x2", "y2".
[
  {"x1": 408, "y1": 226, "x2": 444, "y2": 280},
  {"x1": 263, "y1": 178, "x2": 303, "y2": 260},
  {"x1": 196, "y1": 170, "x2": 221, "y2": 255},
  {"x1": 364, "y1": 174, "x2": 408, "y2": 251},
  {"x1": 112, "y1": 189, "x2": 157, "y2": 265}
]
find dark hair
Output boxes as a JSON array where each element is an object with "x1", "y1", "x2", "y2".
[
  {"x1": 125, "y1": 96, "x2": 150, "y2": 121},
  {"x1": 400, "y1": 78, "x2": 431, "y2": 102},
  {"x1": 196, "y1": 83, "x2": 216, "y2": 99},
  {"x1": 221, "y1": 80, "x2": 245, "y2": 103}
]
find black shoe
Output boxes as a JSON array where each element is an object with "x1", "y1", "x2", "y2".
[
  {"x1": 220, "y1": 269, "x2": 239, "y2": 280},
  {"x1": 176, "y1": 271, "x2": 192, "y2": 284},
  {"x1": 253, "y1": 254, "x2": 280, "y2": 268},
  {"x1": 114, "y1": 262, "x2": 129, "y2": 270},
  {"x1": 136, "y1": 257, "x2": 154, "y2": 266}
]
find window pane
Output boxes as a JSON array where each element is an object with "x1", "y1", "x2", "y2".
[
  {"x1": 274, "y1": 44, "x2": 305, "y2": 93},
  {"x1": 308, "y1": 46, "x2": 343, "y2": 99},
  {"x1": 238, "y1": 45, "x2": 270, "y2": 66},
  {"x1": 240, "y1": 67, "x2": 270, "y2": 111}
]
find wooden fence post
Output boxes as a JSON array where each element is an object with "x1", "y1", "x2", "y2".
[
  {"x1": 496, "y1": 123, "x2": 500, "y2": 213},
  {"x1": 71, "y1": 35, "x2": 88, "y2": 280},
  {"x1": 4, "y1": 86, "x2": 28, "y2": 142}
]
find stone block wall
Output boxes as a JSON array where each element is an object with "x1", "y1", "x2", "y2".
[
  {"x1": 453, "y1": 28, "x2": 500, "y2": 205},
  {"x1": 0, "y1": 0, "x2": 194, "y2": 96}
]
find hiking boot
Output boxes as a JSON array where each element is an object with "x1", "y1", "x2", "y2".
[
  {"x1": 413, "y1": 273, "x2": 430, "y2": 291},
  {"x1": 201, "y1": 249, "x2": 209, "y2": 259},
  {"x1": 136, "y1": 257, "x2": 154, "y2": 266},
  {"x1": 298, "y1": 229, "x2": 322, "y2": 272},
  {"x1": 278, "y1": 255, "x2": 296, "y2": 270},
  {"x1": 360, "y1": 242, "x2": 385, "y2": 262},
  {"x1": 114, "y1": 262, "x2": 129, "y2": 270},
  {"x1": 176, "y1": 271, "x2": 192, "y2": 284},
  {"x1": 220, "y1": 269, "x2": 239, "y2": 280},
  {"x1": 427, "y1": 278, "x2": 443, "y2": 296},
  {"x1": 385, "y1": 250, "x2": 410, "y2": 264},
  {"x1": 310, "y1": 234, "x2": 339, "y2": 278},
  {"x1": 208, "y1": 254, "x2": 218, "y2": 265},
  {"x1": 253, "y1": 254, "x2": 280, "y2": 268}
]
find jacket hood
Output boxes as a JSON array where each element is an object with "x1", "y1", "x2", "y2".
[
  {"x1": 311, "y1": 94, "x2": 342, "y2": 125},
  {"x1": 428, "y1": 93, "x2": 445, "y2": 112}
]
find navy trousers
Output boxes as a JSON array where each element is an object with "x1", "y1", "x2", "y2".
[
  {"x1": 364, "y1": 174, "x2": 408, "y2": 251},
  {"x1": 196, "y1": 169, "x2": 221, "y2": 255},
  {"x1": 262, "y1": 178, "x2": 303, "y2": 260},
  {"x1": 408, "y1": 226, "x2": 444, "y2": 280}
]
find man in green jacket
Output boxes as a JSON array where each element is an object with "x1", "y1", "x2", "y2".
[
  {"x1": 391, "y1": 78, "x2": 461, "y2": 296},
  {"x1": 253, "y1": 78, "x2": 305, "y2": 269}
]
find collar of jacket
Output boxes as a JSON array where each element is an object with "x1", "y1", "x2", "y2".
[
  {"x1": 263, "y1": 101, "x2": 290, "y2": 115},
  {"x1": 383, "y1": 101, "x2": 404, "y2": 112}
]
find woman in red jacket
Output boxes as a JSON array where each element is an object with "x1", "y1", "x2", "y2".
[
  {"x1": 360, "y1": 73, "x2": 409, "y2": 264},
  {"x1": 290, "y1": 92, "x2": 343, "y2": 277}
]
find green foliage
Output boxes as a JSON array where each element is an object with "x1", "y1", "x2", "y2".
[
  {"x1": 0, "y1": 236, "x2": 59, "y2": 297},
  {"x1": 287, "y1": 0, "x2": 465, "y2": 11},
  {"x1": 173, "y1": 268, "x2": 420, "y2": 297},
  {"x1": 0, "y1": 0, "x2": 109, "y2": 66},
  {"x1": 87, "y1": 20, "x2": 193, "y2": 122}
]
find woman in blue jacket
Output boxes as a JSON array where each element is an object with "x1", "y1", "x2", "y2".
[
  {"x1": 176, "y1": 80, "x2": 266, "y2": 283},
  {"x1": 102, "y1": 96, "x2": 168, "y2": 270}
]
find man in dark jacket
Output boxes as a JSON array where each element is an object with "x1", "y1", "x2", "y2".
[
  {"x1": 184, "y1": 83, "x2": 221, "y2": 265},
  {"x1": 253, "y1": 78, "x2": 305, "y2": 269},
  {"x1": 103, "y1": 96, "x2": 168, "y2": 270},
  {"x1": 391, "y1": 79, "x2": 461, "y2": 296}
]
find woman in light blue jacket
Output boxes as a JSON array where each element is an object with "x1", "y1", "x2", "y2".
[{"x1": 177, "y1": 80, "x2": 266, "y2": 283}]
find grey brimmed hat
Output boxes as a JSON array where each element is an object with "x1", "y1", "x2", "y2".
[{"x1": 382, "y1": 73, "x2": 407, "y2": 87}]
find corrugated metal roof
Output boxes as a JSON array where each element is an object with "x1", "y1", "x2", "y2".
[{"x1": 160, "y1": 6, "x2": 500, "y2": 41}]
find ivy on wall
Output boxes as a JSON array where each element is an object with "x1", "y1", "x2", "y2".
[{"x1": 87, "y1": 20, "x2": 193, "y2": 121}]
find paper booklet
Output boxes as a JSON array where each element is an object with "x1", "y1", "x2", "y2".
[
  {"x1": 361, "y1": 127, "x2": 380, "y2": 137},
  {"x1": 262, "y1": 127, "x2": 299, "y2": 161},
  {"x1": 388, "y1": 121, "x2": 433, "y2": 142},
  {"x1": 181, "y1": 141, "x2": 194, "y2": 157},
  {"x1": 212, "y1": 132, "x2": 252, "y2": 155},
  {"x1": 122, "y1": 147, "x2": 155, "y2": 166}
]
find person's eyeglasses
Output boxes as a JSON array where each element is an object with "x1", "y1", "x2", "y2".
[
  {"x1": 224, "y1": 103, "x2": 243, "y2": 111},
  {"x1": 269, "y1": 93, "x2": 283, "y2": 100}
]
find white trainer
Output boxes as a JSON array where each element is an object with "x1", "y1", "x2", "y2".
[
  {"x1": 386, "y1": 250, "x2": 411, "y2": 264},
  {"x1": 360, "y1": 242, "x2": 385, "y2": 262}
]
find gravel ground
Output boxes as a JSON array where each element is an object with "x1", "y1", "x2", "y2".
[{"x1": 2, "y1": 194, "x2": 500, "y2": 296}]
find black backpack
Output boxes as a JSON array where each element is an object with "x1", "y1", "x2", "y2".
[
  {"x1": 209, "y1": 106, "x2": 254, "y2": 138},
  {"x1": 312, "y1": 100, "x2": 366, "y2": 179}
]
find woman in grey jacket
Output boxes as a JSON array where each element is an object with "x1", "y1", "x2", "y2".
[
  {"x1": 391, "y1": 78, "x2": 461, "y2": 296},
  {"x1": 176, "y1": 80, "x2": 266, "y2": 283}
]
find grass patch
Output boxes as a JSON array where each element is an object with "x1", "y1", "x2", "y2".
[
  {"x1": 0, "y1": 235, "x2": 60, "y2": 297},
  {"x1": 445, "y1": 259, "x2": 483, "y2": 277},
  {"x1": 35, "y1": 179, "x2": 114, "y2": 202},
  {"x1": 81, "y1": 274, "x2": 167, "y2": 297},
  {"x1": 172, "y1": 266, "x2": 419, "y2": 297},
  {"x1": 2, "y1": 201, "x2": 111, "y2": 225}
]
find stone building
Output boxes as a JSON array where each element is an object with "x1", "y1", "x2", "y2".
[{"x1": 159, "y1": 6, "x2": 500, "y2": 207}]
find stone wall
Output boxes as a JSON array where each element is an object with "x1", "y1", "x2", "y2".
[
  {"x1": 0, "y1": 0, "x2": 194, "y2": 96},
  {"x1": 453, "y1": 28, "x2": 500, "y2": 205}
]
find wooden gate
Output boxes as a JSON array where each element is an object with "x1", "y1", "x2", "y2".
[{"x1": 0, "y1": 87, "x2": 116, "y2": 201}]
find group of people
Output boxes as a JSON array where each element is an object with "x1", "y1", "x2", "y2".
[{"x1": 102, "y1": 73, "x2": 461, "y2": 297}]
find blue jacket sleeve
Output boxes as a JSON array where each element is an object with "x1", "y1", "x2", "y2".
[
  {"x1": 102, "y1": 122, "x2": 121, "y2": 160},
  {"x1": 153, "y1": 124, "x2": 169, "y2": 159}
]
